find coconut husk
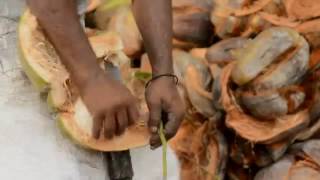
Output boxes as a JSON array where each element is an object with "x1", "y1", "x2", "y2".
[
  {"x1": 210, "y1": 0, "x2": 286, "y2": 38},
  {"x1": 211, "y1": 0, "x2": 249, "y2": 38},
  {"x1": 94, "y1": 1, "x2": 143, "y2": 58},
  {"x1": 220, "y1": 63, "x2": 310, "y2": 144},
  {"x1": 172, "y1": 50, "x2": 217, "y2": 118},
  {"x1": 170, "y1": 119, "x2": 228, "y2": 180},
  {"x1": 229, "y1": 137, "x2": 273, "y2": 167},
  {"x1": 190, "y1": 48, "x2": 207, "y2": 60},
  {"x1": 231, "y1": 27, "x2": 309, "y2": 86},
  {"x1": 265, "y1": 138, "x2": 294, "y2": 161},
  {"x1": 283, "y1": 0, "x2": 320, "y2": 21},
  {"x1": 226, "y1": 160, "x2": 255, "y2": 180},
  {"x1": 172, "y1": 0, "x2": 214, "y2": 47},
  {"x1": 255, "y1": 140, "x2": 320, "y2": 180}
]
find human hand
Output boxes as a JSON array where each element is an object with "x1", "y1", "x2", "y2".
[
  {"x1": 145, "y1": 76, "x2": 185, "y2": 149},
  {"x1": 80, "y1": 71, "x2": 139, "y2": 139}
]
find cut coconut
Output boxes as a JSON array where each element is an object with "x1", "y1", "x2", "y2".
[{"x1": 18, "y1": 9, "x2": 150, "y2": 151}]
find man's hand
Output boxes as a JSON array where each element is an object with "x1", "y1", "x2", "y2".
[
  {"x1": 81, "y1": 71, "x2": 139, "y2": 139},
  {"x1": 146, "y1": 76, "x2": 185, "y2": 149}
]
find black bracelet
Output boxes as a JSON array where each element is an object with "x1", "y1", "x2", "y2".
[{"x1": 145, "y1": 74, "x2": 179, "y2": 89}]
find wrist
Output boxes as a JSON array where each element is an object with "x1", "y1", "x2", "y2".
[
  {"x1": 151, "y1": 67, "x2": 174, "y2": 77},
  {"x1": 72, "y1": 66, "x2": 104, "y2": 90}
]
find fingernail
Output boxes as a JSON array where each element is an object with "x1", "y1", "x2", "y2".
[{"x1": 150, "y1": 126, "x2": 158, "y2": 133}]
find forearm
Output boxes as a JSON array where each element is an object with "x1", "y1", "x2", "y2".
[
  {"x1": 132, "y1": 0, "x2": 173, "y2": 76},
  {"x1": 26, "y1": 0, "x2": 101, "y2": 88}
]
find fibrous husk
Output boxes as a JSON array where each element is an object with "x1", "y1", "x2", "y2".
[
  {"x1": 211, "y1": 0, "x2": 249, "y2": 38},
  {"x1": 190, "y1": 48, "x2": 207, "y2": 60},
  {"x1": 19, "y1": 9, "x2": 150, "y2": 151},
  {"x1": 229, "y1": 27, "x2": 310, "y2": 120},
  {"x1": 94, "y1": 0, "x2": 143, "y2": 58},
  {"x1": 173, "y1": 49, "x2": 217, "y2": 118},
  {"x1": 210, "y1": 0, "x2": 284, "y2": 39},
  {"x1": 170, "y1": 119, "x2": 228, "y2": 180},
  {"x1": 295, "y1": 19, "x2": 320, "y2": 49},
  {"x1": 283, "y1": 0, "x2": 320, "y2": 21},
  {"x1": 206, "y1": 37, "x2": 249, "y2": 110},
  {"x1": 229, "y1": 137, "x2": 273, "y2": 167},
  {"x1": 220, "y1": 62, "x2": 310, "y2": 144},
  {"x1": 172, "y1": 0, "x2": 214, "y2": 48},
  {"x1": 255, "y1": 139, "x2": 320, "y2": 180}
]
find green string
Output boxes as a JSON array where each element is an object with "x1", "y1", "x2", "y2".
[{"x1": 159, "y1": 122, "x2": 167, "y2": 180}]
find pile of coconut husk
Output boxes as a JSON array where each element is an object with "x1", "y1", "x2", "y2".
[{"x1": 84, "y1": 0, "x2": 320, "y2": 179}]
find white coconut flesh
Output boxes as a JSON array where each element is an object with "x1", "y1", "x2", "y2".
[{"x1": 18, "y1": 9, "x2": 150, "y2": 151}]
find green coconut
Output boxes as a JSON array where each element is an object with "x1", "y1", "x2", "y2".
[{"x1": 18, "y1": 9, "x2": 150, "y2": 151}]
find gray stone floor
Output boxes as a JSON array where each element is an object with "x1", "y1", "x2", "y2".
[{"x1": 0, "y1": 0, "x2": 179, "y2": 179}]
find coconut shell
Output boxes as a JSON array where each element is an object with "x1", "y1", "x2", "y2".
[
  {"x1": 254, "y1": 155, "x2": 295, "y2": 180},
  {"x1": 289, "y1": 162, "x2": 320, "y2": 180},
  {"x1": 206, "y1": 37, "x2": 248, "y2": 65},
  {"x1": 172, "y1": 0, "x2": 214, "y2": 47},
  {"x1": 240, "y1": 87, "x2": 306, "y2": 120},
  {"x1": 240, "y1": 90, "x2": 289, "y2": 120},
  {"x1": 210, "y1": 0, "x2": 248, "y2": 39},
  {"x1": 231, "y1": 27, "x2": 306, "y2": 86},
  {"x1": 172, "y1": 50, "x2": 217, "y2": 118},
  {"x1": 249, "y1": 39, "x2": 309, "y2": 91},
  {"x1": 220, "y1": 63, "x2": 310, "y2": 144},
  {"x1": 266, "y1": 139, "x2": 293, "y2": 161},
  {"x1": 290, "y1": 140, "x2": 320, "y2": 166},
  {"x1": 256, "y1": 140, "x2": 320, "y2": 180}
]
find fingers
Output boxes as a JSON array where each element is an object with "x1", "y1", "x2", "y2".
[
  {"x1": 116, "y1": 108, "x2": 129, "y2": 135},
  {"x1": 128, "y1": 101, "x2": 139, "y2": 125},
  {"x1": 104, "y1": 113, "x2": 116, "y2": 139},
  {"x1": 147, "y1": 101, "x2": 162, "y2": 134},
  {"x1": 92, "y1": 114, "x2": 104, "y2": 139},
  {"x1": 164, "y1": 112, "x2": 183, "y2": 140},
  {"x1": 150, "y1": 134, "x2": 161, "y2": 149}
]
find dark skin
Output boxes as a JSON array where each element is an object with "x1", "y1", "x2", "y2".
[{"x1": 26, "y1": 0, "x2": 185, "y2": 148}]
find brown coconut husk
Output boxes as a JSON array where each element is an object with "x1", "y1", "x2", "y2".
[
  {"x1": 283, "y1": 0, "x2": 320, "y2": 21},
  {"x1": 172, "y1": 0, "x2": 214, "y2": 47},
  {"x1": 170, "y1": 120, "x2": 228, "y2": 180},
  {"x1": 220, "y1": 63, "x2": 310, "y2": 144}
]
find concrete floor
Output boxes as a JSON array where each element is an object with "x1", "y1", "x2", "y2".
[{"x1": 0, "y1": 0, "x2": 179, "y2": 179}]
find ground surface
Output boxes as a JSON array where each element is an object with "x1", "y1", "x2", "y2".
[{"x1": 0, "y1": 1, "x2": 179, "y2": 179}]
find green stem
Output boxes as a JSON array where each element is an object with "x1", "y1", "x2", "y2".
[{"x1": 159, "y1": 122, "x2": 167, "y2": 180}]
